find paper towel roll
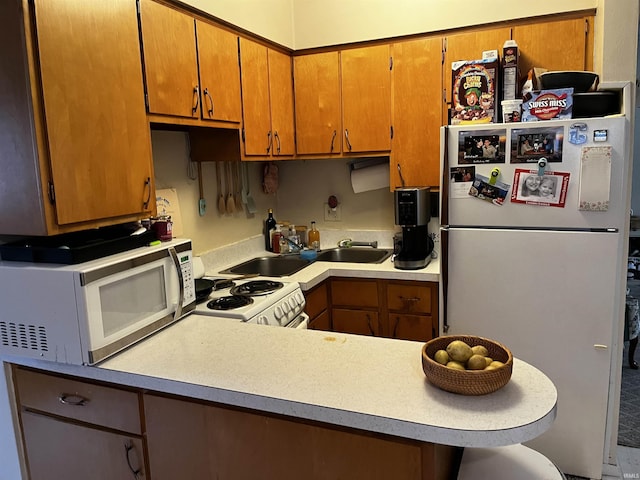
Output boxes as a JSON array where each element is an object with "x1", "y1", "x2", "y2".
[{"x1": 350, "y1": 163, "x2": 390, "y2": 193}]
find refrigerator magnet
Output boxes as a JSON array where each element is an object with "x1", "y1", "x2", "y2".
[
  {"x1": 510, "y1": 126, "x2": 563, "y2": 164},
  {"x1": 511, "y1": 169, "x2": 570, "y2": 208},
  {"x1": 449, "y1": 166, "x2": 476, "y2": 199},
  {"x1": 457, "y1": 129, "x2": 506, "y2": 164},
  {"x1": 578, "y1": 146, "x2": 612, "y2": 211},
  {"x1": 468, "y1": 173, "x2": 510, "y2": 206}
]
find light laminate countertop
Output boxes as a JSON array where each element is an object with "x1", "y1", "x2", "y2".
[{"x1": 15, "y1": 314, "x2": 558, "y2": 448}]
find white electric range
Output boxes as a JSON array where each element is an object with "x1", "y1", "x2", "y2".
[{"x1": 194, "y1": 278, "x2": 308, "y2": 329}]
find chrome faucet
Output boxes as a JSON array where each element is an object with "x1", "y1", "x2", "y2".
[
  {"x1": 338, "y1": 238, "x2": 378, "y2": 248},
  {"x1": 284, "y1": 237, "x2": 303, "y2": 252}
]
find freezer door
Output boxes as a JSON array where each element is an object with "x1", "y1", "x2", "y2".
[
  {"x1": 443, "y1": 116, "x2": 628, "y2": 230},
  {"x1": 443, "y1": 227, "x2": 620, "y2": 479}
]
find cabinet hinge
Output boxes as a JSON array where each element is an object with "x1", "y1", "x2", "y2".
[
  {"x1": 241, "y1": 128, "x2": 245, "y2": 143},
  {"x1": 389, "y1": 56, "x2": 393, "y2": 71},
  {"x1": 585, "y1": 18, "x2": 589, "y2": 34},
  {"x1": 390, "y1": 125, "x2": 394, "y2": 139},
  {"x1": 47, "y1": 181, "x2": 55, "y2": 204},
  {"x1": 144, "y1": 92, "x2": 149, "y2": 110},
  {"x1": 136, "y1": 0, "x2": 140, "y2": 15}
]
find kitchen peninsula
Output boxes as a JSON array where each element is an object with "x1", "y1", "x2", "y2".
[{"x1": 7, "y1": 317, "x2": 557, "y2": 479}]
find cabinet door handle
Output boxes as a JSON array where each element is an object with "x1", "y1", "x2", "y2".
[
  {"x1": 142, "y1": 176, "x2": 151, "y2": 209},
  {"x1": 124, "y1": 440, "x2": 142, "y2": 479},
  {"x1": 266, "y1": 131, "x2": 272, "y2": 154},
  {"x1": 400, "y1": 295, "x2": 420, "y2": 303},
  {"x1": 58, "y1": 393, "x2": 89, "y2": 406},
  {"x1": 204, "y1": 88, "x2": 214, "y2": 117},
  {"x1": 274, "y1": 131, "x2": 281, "y2": 154},
  {"x1": 366, "y1": 313, "x2": 375, "y2": 335},
  {"x1": 330, "y1": 130, "x2": 337, "y2": 152},
  {"x1": 344, "y1": 129, "x2": 352, "y2": 151},
  {"x1": 392, "y1": 316, "x2": 400, "y2": 338},
  {"x1": 192, "y1": 85, "x2": 200, "y2": 115}
]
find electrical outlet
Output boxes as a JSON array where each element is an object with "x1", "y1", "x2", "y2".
[{"x1": 324, "y1": 203, "x2": 341, "y2": 221}]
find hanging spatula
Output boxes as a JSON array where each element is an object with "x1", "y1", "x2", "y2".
[{"x1": 197, "y1": 162, "x2": 206, "y2": 216}]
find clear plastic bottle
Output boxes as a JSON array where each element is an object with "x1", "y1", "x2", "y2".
[{"x1": 308, "y1": 221, "x2": 320, "y2": 251}]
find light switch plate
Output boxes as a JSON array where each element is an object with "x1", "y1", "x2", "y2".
[{"x1": 324, "y1": 203, "x2": 341, "y2": 221}]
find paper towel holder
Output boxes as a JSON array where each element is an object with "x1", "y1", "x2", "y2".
[{"x1": 348, "y1": 157, "x2": 389, "y2": 171}]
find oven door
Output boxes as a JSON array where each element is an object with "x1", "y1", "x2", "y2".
[{"x1": 79, "y1": 245, "x2": 195, "y2": 364}]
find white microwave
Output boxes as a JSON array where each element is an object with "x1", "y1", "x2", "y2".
[{"x1": 0, "y1": 239, "x2": 195, "y2": 365}]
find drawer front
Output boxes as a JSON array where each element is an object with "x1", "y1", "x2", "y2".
[
  {"x1": 331, "y1": 279, "x2": 378, "y2": 308},
  {"x1": 304, "y1": 282, "x2": 328, "y2": 319},
  {"x1": 14, "y1": 368, "x2": 141, "y2": 434},
  {"x1": 389, "y1": 314, "x2": 436, "y2": 342},
  {"x1": 332, "y1": 308, "x2": 380, "y2": 336},
  {"x1": 387, "y1": 283, "x2": 434, "y2": 314}
]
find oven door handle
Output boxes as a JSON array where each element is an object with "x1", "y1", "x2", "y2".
[
  {"x1": 168, "y1": 246, "x2": 184, "y2": 321},
  {"x1": 286, "y1": 312, "x2": 309, "y2": 329}
]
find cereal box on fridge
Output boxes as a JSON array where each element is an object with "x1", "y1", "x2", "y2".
[{"x1": 451, "y1": 57, "x2": 499, "y2": 125}]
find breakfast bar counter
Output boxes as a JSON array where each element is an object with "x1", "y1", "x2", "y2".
[{"x1": 11, "y1": 313, "x2": 557, "y2": 448}]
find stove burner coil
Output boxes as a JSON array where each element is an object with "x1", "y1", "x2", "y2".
[
  {"x1": 230, "y1": 280, "x2": 284, "y2": 296},
  {"x1": 206, "y1": 295, "x2": 254, "y2": 310}
]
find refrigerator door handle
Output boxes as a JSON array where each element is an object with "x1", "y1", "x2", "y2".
[
  {"x1": 440, "y1": 126, "x2": 450, "y2": 226},
  {"x1": 441, "y1": 227, "x2": 449, "y2": 333}
]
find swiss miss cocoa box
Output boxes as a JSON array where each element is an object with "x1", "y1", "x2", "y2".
[{"x1": 451, "y1": 57, "x2": 499, "y2": 125}]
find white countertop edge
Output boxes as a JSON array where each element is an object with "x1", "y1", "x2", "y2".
[{"x1": 3, "y1": 354, "x2": 556, "y2": 448}]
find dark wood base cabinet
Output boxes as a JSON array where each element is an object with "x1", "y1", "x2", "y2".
[{"x1": 144, "y1": 393, "x2": 459, "y2": 480}]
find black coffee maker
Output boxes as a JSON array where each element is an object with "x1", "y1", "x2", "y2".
[{"x1": 394, "y1": 187, "x2": 433, "y2": 270}]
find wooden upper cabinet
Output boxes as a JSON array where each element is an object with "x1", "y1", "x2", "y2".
[
  {"x1": 293, "y1": 52, "x2": 342, "y2": 155},
  {"x1": 239, "y1": 38, "x2": 294, "y2": 158},
  {"x1": 31, "y1": 0, "x2": 153, "y2": 228},
  {"x1": 139, "y1": 0, "x2": 242, "y2": 124},
  {"x1": 391, "y1": 37, "x2": 443, "y2": 189},
  {"x1": 513, "y1": 17, "x2": 591, "y2": 77},
  {"x1": 196, "y1": 20, "x2": 242, "y2": 123},
  {"x1": 442, "y1": 27, "x2": 511, "y2": 121},
  {"x1": 268, "y1": 49, "x2": 295, "y2": 156},
  {"x1": 139, "y1": 0, "x2": 199, "y2": 118},
  {"x1": 341, "y1": 45, "x2": 392, "y2": 153}
]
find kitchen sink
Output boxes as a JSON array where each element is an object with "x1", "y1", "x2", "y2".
[
  {"x1": 220, "y1": 256, "x2": 311, "y2": 277},
  {"x1": 315, "y1": 248, "x2": 393, "y2": 264}
]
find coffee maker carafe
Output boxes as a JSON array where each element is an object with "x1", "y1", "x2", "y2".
[{"x1": 394, "y1": 187, "x2": 433, "y2": 270}]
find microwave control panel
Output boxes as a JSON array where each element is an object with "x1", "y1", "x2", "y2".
[{"x1": 179, "y1": 252, "x2": 196, "y2": 305}]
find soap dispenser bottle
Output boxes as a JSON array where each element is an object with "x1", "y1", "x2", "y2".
[{"x1": 308, "y1": 221, "x2": 320, "y2": 251}]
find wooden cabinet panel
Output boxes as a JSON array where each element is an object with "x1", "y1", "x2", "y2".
[
  {"x1": 387, "y1": 282, "x2": 434, "y2": 314},
  {"x1": 196, "y1": 21, "x2": 242, "y2": 123},
  {"x1": 331, "y1": 279, "x2": 379, "y2": 308},
  {"x1": 341, "y1": 45, "x2": 392, "y2": 153},
  {"x1": 332, "y1": 308, "x2": 380, "y2": 336},
  {"x1": 305, "y1": 282, "x2": 328, "y2": 319},
  {"x1": 293, "y1": 52, "x2": 342, "y2": 155},
  {"x1": 268, "y1": 49, "x2": 296, "y2": 156},
  {"x1": 145, "y1": 393, "x2": 450, "y2": 480},
  {"x1": 309, "y1": 309, "x2": 331, "y2": 330},
  {"x1": 513, "y1": 17, "x2": 590, "y2": 78},
  {"x1": 139, "y1": 0, "x2": 199, "y2": 118},
  {"x1": 21, "y1": 411, "x2": 145, "y2": 480},
  {"x1": 443, "y1": 27, "x2": 511, "y2": 122},
  {"x1": 391, "y1": 37, "x2": 443, "y2": 189},
  {"x1": 33, "y1": 0, "x2": 153, "y2": 226},
  {"x1": 389, "y1": 314, "x2": 436, "y2": 342},
  {"x1": 15, "y1": 368, "x2": 141, "y2": 434},
  {"x1": 240, "y1": 38, "x2": 272, "y2": 155}
]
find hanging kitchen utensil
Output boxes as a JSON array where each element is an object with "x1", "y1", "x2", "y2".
[
  {"x1": 234, "y1": 161, "x2": 243, "y2": 212},
  {"x1": 216, "y1": 161, "x2": 225, "y2": 214},
  {"x1": 226, "y1": 161, "x2": 235, "y2": 214},
  {"x1": 244, "y1": 163, "x2": 257, "y2": 214},
  {"x1": 241, "y1": 161, "x2": 248, "y2": 207},
  {"x1": 262, "y1": 162, "x2": 279, "y2": 194},
  {"x1": 197, "y1": 162, "x2": 206, "y2": 216}
]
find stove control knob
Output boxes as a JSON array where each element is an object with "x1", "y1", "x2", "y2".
[
  {"x1": 275, "y1": 306, "x2": 284, "y2": 319},
  {"x1": 288, "y1": 298, "x2": 298, "y2": 309},
  {"x1": 282, "y1": 302, "x2": 291, "y2": 314},
  {"x1": 257, "y1": 315, "x2": 267, "y2": 325},
  {"x1": 295, "y1": 293, "x2": 304, "y2": 305}
]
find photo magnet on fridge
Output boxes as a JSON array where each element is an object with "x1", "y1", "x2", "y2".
[
  {"x1": 511, "y1": 169, "x2": 570, "y2": 208},
  {"x1": 510, "y1": 126, "x2": 564, "y2": 164},
  {"x1": 468, "y1": 174, "x2": 510, "y2": 206},
  {"x1": 458, "y1": 129, "x2": 506, "y2": 164}
]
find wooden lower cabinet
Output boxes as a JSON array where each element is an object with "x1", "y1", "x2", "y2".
[
  {"x1": 21, "y1": 411, "x2": 145, "y2": 480},
  {"x1": 329, "y1": 278, "x2": 438, "y2": 342},
  {"x1": 304, "y1": 281, "x2": 331, "y2": 330},
  {"x1": 144, "y1": 393, "x2": 457, "y2": 480}
]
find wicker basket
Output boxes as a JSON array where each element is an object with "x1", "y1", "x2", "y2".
[{"x1": 421, "y1": 335, "x2": 513, "y2": 395}]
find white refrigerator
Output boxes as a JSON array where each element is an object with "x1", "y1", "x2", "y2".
[{"x1": 440, "y1": 115, "x2": 630, "y2": 479}]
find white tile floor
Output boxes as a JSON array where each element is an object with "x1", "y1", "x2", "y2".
[{"x1": 616, "y1": 446, "x2": 640, "y2": 479}]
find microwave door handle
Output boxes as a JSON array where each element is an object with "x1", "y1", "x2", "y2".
[{"x1": 168, "y1": 246, "x2": 184, "y2": 320}]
